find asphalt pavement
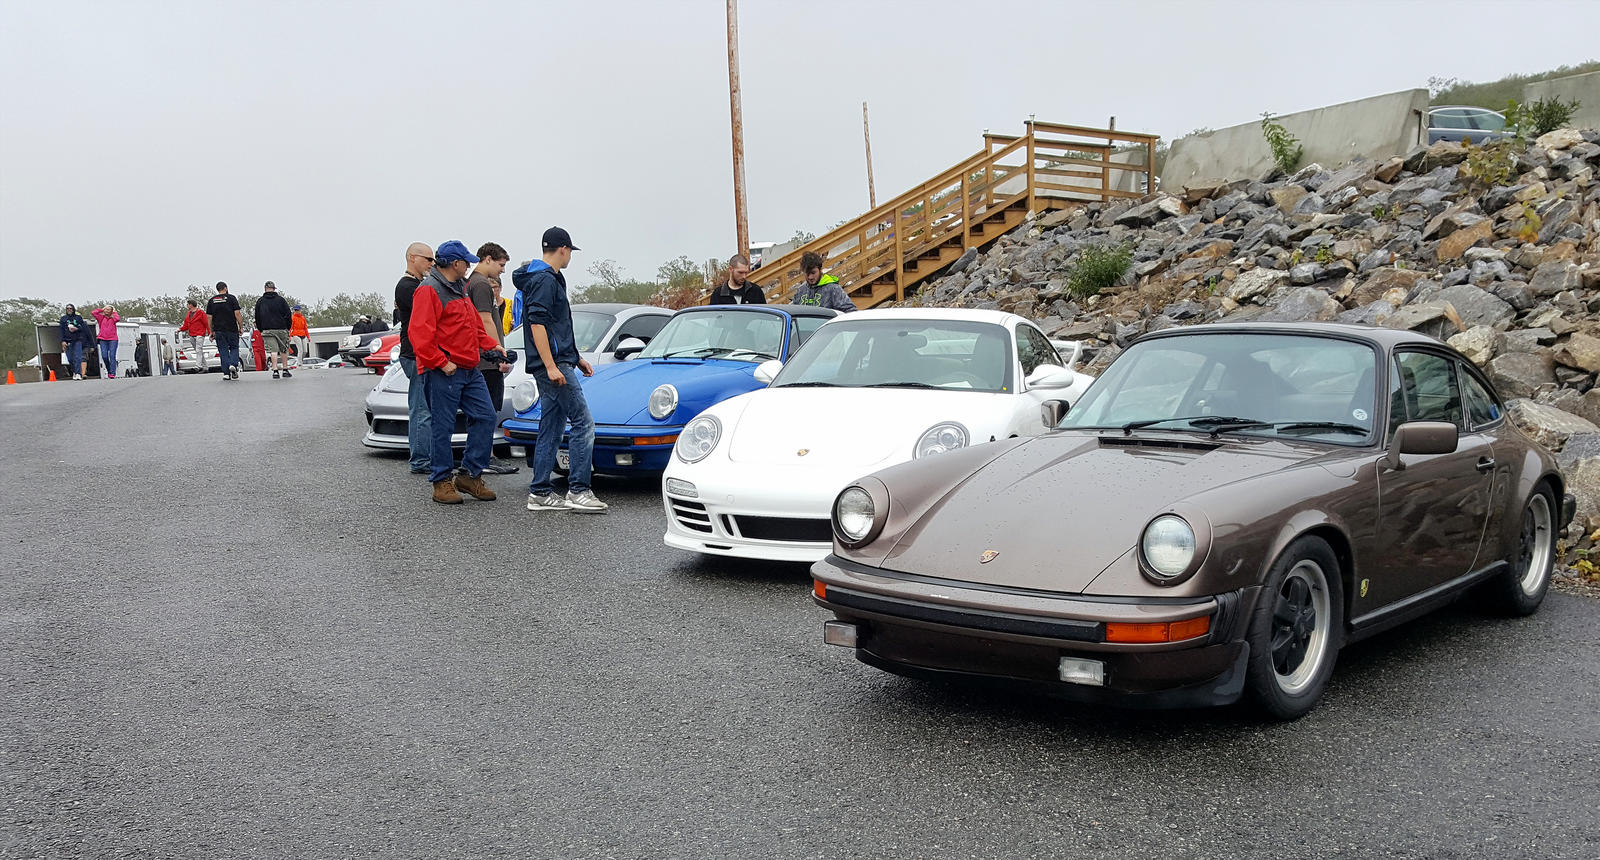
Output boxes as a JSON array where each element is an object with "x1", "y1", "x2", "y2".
[{"x1": 3, "y1": 368, "x2": 1600, "y2": 859}]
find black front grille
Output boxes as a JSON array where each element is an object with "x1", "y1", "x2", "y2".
[
  {"x1": 671, "y1": 499, "x2": 713, "y2": 534},
  {"x1": 732, "y1": 516, "x2": 832, "y2": 543},
  {"x1": 372, "y1": 419, "x2": 407, "y2": 436},
  {"x1": 827, "y1": 587, "x2": 1104, "y2": 642}
]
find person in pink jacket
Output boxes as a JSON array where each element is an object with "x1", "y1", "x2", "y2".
[{"x1": 91, "y1": 305, "x2": 121, "y2": 378}]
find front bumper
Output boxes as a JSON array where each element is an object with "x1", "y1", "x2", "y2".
[
  {"x1": 362, "y1": 410, "x2": 505, "y2": 451},
  {"x1": 660, "y1": 463, "x2": 856, "y2": 562},
  {"x1": 811, "y1": 554, "x2": 1260, "y2": 709},
  {"x1": 502, "y1": 418, "x2": 677, "y2": 473}
]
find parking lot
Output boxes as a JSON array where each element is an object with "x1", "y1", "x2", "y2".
[{"x1": 4, "y1": 370, "x2": 1600, "y2": 858}]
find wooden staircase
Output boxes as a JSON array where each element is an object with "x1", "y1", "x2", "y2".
[{"x1": 741, "y1": 121, "x2": 1160, "y2": 309}]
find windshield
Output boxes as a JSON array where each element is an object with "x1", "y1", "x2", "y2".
[
  {"x1": 1060, "y1": 332, "x2": 1379, "y2": 444},
  {"x1": 638, "y1": 310, "x2": 784, "y2": 362},
  {"x1": 773, "y1": 319, "x2": 1013, "y2": 392},
  {"x1": 571, "y1": 312, "x2": 615, "y2": 352}
]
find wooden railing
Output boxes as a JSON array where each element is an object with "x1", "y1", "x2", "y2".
[{"x1": 736, "y1": 120, "x2": 1157, "y2": 309}]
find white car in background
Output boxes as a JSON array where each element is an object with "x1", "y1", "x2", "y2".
[{"x1": 662, "y1": 308, "x2": 1095, "y2": 562}]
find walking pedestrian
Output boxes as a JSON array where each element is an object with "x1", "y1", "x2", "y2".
[
  {"x1": 91, "y1": 305, "x2": 121, "y2": 378},
  {"x1": 160, "y1": 338, "x2": 176, "y2": 375},
  {"x1": 408, "y1": 240, "x2": 502, "y2": 505},
  {"x1": 792, "y1": 252, "x2": 856, "y2": 312},
  {"x1": 255, "y1": 281, "x2": 294, "y2": 379},
  {"x1": 206, "y1": 282, "x2": 245, "y2": 379},
  {"x1": 395, "y1": 241, "x2": 435, "y2": 475},
  {"x1": 518, "y1": 227, "x2": 607, "y2": 514},
  {"x1": 289, "y1": 304, "x2": 310, "y2": 362},
  {"x1": 467, "y1": 243, "x2": 519, "y2": 475},
  {"x1": 58, "y1": 304, "x2": 90, "y2": 379},
  {"x1": 178, "y1": 299, "x2": 210, "y2": 373},
  {"x1": 708, "y1": 254, "x2": 765, "y2": 305}
]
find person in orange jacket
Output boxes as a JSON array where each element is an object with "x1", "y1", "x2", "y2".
[{"x1": 289, "y1": 304, "x2": 311, "y2": 362}]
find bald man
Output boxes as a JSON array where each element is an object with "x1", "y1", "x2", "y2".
[{"x1": 396, "y1": 241, "x2": 435, "y2": 474}]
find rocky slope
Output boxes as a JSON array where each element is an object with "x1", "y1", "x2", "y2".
[{"x1": 904, "y1": 128, "x2": 1600, "y2": 573}]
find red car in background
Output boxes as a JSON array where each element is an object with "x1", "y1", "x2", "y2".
[{"x1": 363, "y1": 333, "x2": 401, "y2": 373}]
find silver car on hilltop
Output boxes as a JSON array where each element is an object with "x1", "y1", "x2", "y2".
[{"x1": 362, "y1": 303, "x2": 673, "y2": 451}]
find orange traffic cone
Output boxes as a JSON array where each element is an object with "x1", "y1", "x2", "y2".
[
  {"x1": 4, "y1": 371, "x2": 14, "y2": 384},
  {"x1": 48, "y1": 369, "x2": 57, "y2": 381}
]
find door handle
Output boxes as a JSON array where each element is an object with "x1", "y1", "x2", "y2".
[{"x1": 1476, "y1": 458, "x2": 1495, "y2": 473}]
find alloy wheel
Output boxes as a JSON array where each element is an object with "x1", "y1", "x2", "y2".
[
  {"x1": 1517, "y1": 493, "x2": 1554, "y2": 595},
  {"x1": 1269, "y1": 560, "x2": 1331, "y2": 695}
]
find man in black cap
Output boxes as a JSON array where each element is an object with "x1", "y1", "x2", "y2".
[
  {"x1": 515, "y1": 227, "x2": 606, "y2": 513},
  {"x1": 206, "y1": 282, "x2": 245, "y2": 379}
]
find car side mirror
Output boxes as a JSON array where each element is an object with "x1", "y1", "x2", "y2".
[
  {"x1": 1040, "y1": 399, "x2": 1071, "y2": 428},
  {"x1": 753, "y1": 359, "x2": 783, "y2": 385},
  {"x1": 1385, "y1": 421, "x2": 1458, "y2": 470},
  {"x1": 613, "y1": 337, "x2": 647, "y2": 361},
  {"x1": 1026, "y1": 364, "x2": 1077, "y2": 389}
]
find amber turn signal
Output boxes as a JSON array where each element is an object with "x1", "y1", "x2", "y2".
[
  {"x1": 635, "y1": 435, "x2": 680, "y2": 446},
  {"x1": 1104, "y1": 614, "x2": 1211, "y2": 643},
  {"x1": 813, "y1": 580, "x2": 827, "y2": 599}
]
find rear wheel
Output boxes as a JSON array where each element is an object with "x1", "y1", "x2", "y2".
[
  {"x1": 1244, "y1": 536, "x2": 1344, "y2": 720},
  {"x1": 1483, "y1": 487, "x2": 1556, "y2": 616}
]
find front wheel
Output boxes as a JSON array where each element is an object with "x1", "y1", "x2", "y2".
[
  {"x1": 1483, "y1": 487, "x2": 1556, "y2": 617},
  {"x1": 1244, "y1": 536, "x2": 1344, "y2": 720}
]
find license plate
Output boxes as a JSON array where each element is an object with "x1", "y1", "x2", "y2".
[{"x1": 557, "y1": 450, "x2": 570, "y2": 471}]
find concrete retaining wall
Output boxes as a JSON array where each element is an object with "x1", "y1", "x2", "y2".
[
  {"x1": 1524, "y1": 71, "x2": 1600, "y2": 131},
  {"x1": 1162, "y1": 89, "x2": 1429, "y2": 190}
]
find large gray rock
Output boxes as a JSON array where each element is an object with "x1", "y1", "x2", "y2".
[
  {"x1": 1380, "y1": 302, "x2": 1456, "y2": 338},
  {"x1": 1115, "y1": 197, "x2": 1177, "y2": 227},
  {"x1": 1488, "y1": 352, "x2": 1557, "y2": 399},
  {"x1": 1568, "y1": 457, "x2": 1600, "y2": 533},
  {"x1": 1338, "y1": 300, "x2": 1394, "y2": 326},
  {"x1": 1506, "y1": 399, "x2": 1600, "y2": 451},
  {"x1": 1435, "y1": 284, "x2": 1515, "y2": 329},
  {"x1": 1225, "y1": 268, "x2": 1287, "y2": 304},
  {"x1": 948, "y1": 247, "x2": 979, "y2": 274},
  {"x1": 1447, "y1": 325, "x2": 1502, "y2": 366},
  {"x1": 1529, "y1": 261, "x2": 1578, "y2": 297},
  {"x1": 1290, "y1": 263, "x2": 1326, "y2": 285},
  {"x1": 1556, "y1": 433, "x2": 1600, "y2": 472},
  {"x1": 1263, "y1": 287, "x2": 1342, "y2": 322},
  {"x1": 1555, "y1": 332, "x2": 1600, "y2": 373}
]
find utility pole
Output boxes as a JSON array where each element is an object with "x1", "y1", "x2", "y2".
[
  {"x1": 726, "y1": 0, "x2": 749, "y2": 259},
  {"x1": 862, "y1": 101, "x2": 876, "y2": 209}
]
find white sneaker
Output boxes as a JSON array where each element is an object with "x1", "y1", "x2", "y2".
[
  {"x1": 566, "y1": 490, "x2": 609, "y2": 514},
  {"x1": 526, "y1": 493, "x2": 570, "y2": 512},
  {"x1": 72, "y1": 373, "x2": 82, "y2": 380}
]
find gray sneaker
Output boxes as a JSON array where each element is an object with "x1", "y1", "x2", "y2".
[
  {"x1": 526, "y1": 492, "x2": 569, "y2": 512},
  {"x1": 566, "y1": 490, "x2": 609, "y2": 514}
]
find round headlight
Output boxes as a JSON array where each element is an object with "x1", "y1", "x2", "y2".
[
  {"x1": 835, "y1": 486, "x2": 875, "y2": 542},
  {"x1": 649, "y1": 383, "x2": 679, "y2": 420},
  {"x1": 388, "y1": 344, "x2": 400, "y2": 361},
  {"x1": 511, "y1": 380, "x2": 539, "y2": 413},
  {"x1": 675, "y1": 415, "x2": 721, "y2": 463},
  {"x1": 1141, "y1": 515, "x2": 1196, "y2": 580},
  {"x1": 914, "y1": 421, "x2": 969, "y2": 459}
]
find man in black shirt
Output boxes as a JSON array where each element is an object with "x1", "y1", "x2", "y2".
[
  {"x1": 205, "y1": 282, "x2": 245, "y2": 380},
  {"x1": 395, "y1": 242, "x2": 434, "y2": 474},
  {"x1": 708, "y1": 254, "x2": 765, "y2": 305}
]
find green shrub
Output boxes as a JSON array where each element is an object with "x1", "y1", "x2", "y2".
[
  {"x1": 1462, "y1": 139, "x2": 1517, "y2": 188},
  {"x1": 1505, "y1": 96, "x2": 1582, "y2": 139},
  {"x1": 1067, "y1": 243, "x2": 1133, "y2": 296},
  {"x1": 1260, "y1": 112, "x2": 1304, "y2": 175}
]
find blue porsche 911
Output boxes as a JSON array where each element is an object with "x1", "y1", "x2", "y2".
[{"x1": 503, "y1": 304, "x2": 839, "y2": 474}]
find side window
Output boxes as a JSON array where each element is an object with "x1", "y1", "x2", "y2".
[
  {"x1": 1459, "y1": 365, "x2": 1503, "y2": 429},
  {"x1": 1429, "y1": 109, "x2": 1469, "y2": 130},
  {"x1": 610, "y1": 314, "x2": 668, "y2": 349},
  {"x1": 1390, "y1": 351, "x2": 1463, "y2": 434},
  {"x1": 792, "y1": 316, "x2": 829, "y2": 350},
  {"x1": 1016, "y1": 325, "x2": 1060, "y2": 378}
]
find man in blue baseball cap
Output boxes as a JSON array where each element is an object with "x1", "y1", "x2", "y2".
[{"x1": 408, "y1": 239, "x2": 503, "y2": 505}]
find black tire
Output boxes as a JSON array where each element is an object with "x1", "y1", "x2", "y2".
[
  {"x1": 1244, "y1": 536, "x2": 1345, "y2": 721},
  {"x1": 1482, "y1": 486, "x2": 1557, "y2": 617}
]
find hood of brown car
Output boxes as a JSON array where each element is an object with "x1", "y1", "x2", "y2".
[{"x1": 878, "y1": 431, "x2": 1332, "y2": 594}]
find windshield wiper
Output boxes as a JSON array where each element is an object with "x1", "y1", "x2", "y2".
[
  {"x1": 1268, "y1": 421, "x2": 1372, "y2": 436},
  {"x1": 1120, "y1": 415, "x2": 1264, "y2": 435},
  {"x1": 775, "y1": 381, "x2": 839, "y2": 388},
  {"x1": 659, "y1": 347, "x2": 721, "y2": 359},
  {"x1": 867, "y1": 381, "x2": 941, "y2": 389}
]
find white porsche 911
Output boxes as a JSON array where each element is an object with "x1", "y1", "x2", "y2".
[{"x1": 661, "y1": 308, "x2": 1095, "y2": 562}]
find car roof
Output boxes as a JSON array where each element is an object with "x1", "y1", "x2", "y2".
[
  {"x1": 1428, "y1": 105, "x2": 1504, "y2": 114},
  {"x1": 572, "y1": 303, "x2": 662, "y2": 314},
  {"x1": 1137, "y1": 320, "x2": 1447, "y2": 350},
  {"x1": 832, "y1": 307, "x2": 1026, "y2": 327},
  {"x1": 674, "y1": 303, "x2": 839, "y2": 319}
]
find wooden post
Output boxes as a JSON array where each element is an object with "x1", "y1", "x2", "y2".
[
  {"x1": 1146, "y1": 137, "x2": 1156, "y2": 195},
  {"x1": 726, "y1": 0, "x2": 749, "y2": 258},
  {"x1": 893, "y1": 199, "x2": 903, "y2": 300},
  {"x1": 1025, "y1": 120, "x2": 1037, "y2": 215},
  {"x1": 862, "y1": 101, "x2": 876, "y2": 209},
  {"x1": 960, "y1": 170, "x2": 970, "y2": 251}
]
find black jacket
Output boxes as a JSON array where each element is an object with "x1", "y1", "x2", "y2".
[
  {"x1": 255, "y1": 292, "x2": 292, "y2": 330},
  {"x1": 708, "y1": 281, "x2": 767, "y2": 305}
]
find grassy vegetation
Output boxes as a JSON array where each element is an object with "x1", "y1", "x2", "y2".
[{"x1": 1430, "y1": 61, "x2": 1600, "y2": 108}]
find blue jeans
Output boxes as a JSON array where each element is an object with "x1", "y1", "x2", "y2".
[
  {"x1": 64, "y1": 341, "x2": 84, "y2": 373},
  {"x1": 399, "y1": 356, "x2": 433, "y2": 472},
  {"x1": 528, "y1": 364, "x2": 594, "y2": 496},
  {"x1": 215, "y1": 331, "x2": 241, "y2": 372},
  {"x1": 161, "y1": 361, "x2": 175, "y2": 376},
  {"x1": 98, "y1": 339, "x2": 118, "y2": 376},
  {"x1": 424, "y1": 367, "x2": 494, "y2": 484}
]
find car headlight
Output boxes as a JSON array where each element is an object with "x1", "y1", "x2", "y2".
[
  {"x1": 675, "y1": 415, "x2": 721, "y2": 463},
  {"x1": 914, "y1": 421, "x2": 969, "y2": 459},
  {"x1": 388, "y1": 344, "x2": 400, "y2": 361},
  {"x1": 1140, "y1": 515, "x2": 1196, "y2": 582},
  {"x1": 511, "y1": 380, "x2": 539, "y2": 413},
  {"x1": 834, "y1": 487, "x2": 875, "y2": 542},
  {"x1": 649, "y1": 383, "x2": 679, "y2": 420}
]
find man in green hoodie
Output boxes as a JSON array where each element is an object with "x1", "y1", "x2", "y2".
[{"x1": 793, "y1": 251, "x2": 856, "y2": 312}]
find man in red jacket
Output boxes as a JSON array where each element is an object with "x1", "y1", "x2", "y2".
[
  {"x1": 179, "y1": 299, "x2": 210, "y2": 373},
  {"x1": 408, "y1": 240, "x2": 504, "y2": 504}
]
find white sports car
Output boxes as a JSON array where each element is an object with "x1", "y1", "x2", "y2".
[{"x1": 661, "y1": 308, "x2": 1095, "y2": 562}]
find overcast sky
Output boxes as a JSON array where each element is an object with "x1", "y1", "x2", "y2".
[{"x1": 2, "y1": 0, "x2": 1596, "y2": 306}]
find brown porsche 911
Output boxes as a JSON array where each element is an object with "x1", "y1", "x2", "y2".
[{"x1": 811, "y1": 323, "x2": 1576, "y2": 719}]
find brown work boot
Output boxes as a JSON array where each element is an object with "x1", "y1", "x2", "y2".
[
  {"x1": 432, "y1": 479, "x2": 463, "y2": 504},
  {"x1": 454, "y1": 473, "x2": 497, "y2": 501}
]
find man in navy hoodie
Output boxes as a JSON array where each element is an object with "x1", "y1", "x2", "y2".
[{"x1": 515, "y1": 227, "x2": 606, "y2": 514}]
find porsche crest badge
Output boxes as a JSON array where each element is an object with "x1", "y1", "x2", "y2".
[
  {"x1": 979, "y1": 550, "x2": 1000, "y2": 564},
  {"x1": 797, "y1": 448, "x2": 810, "y2": 457}
]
